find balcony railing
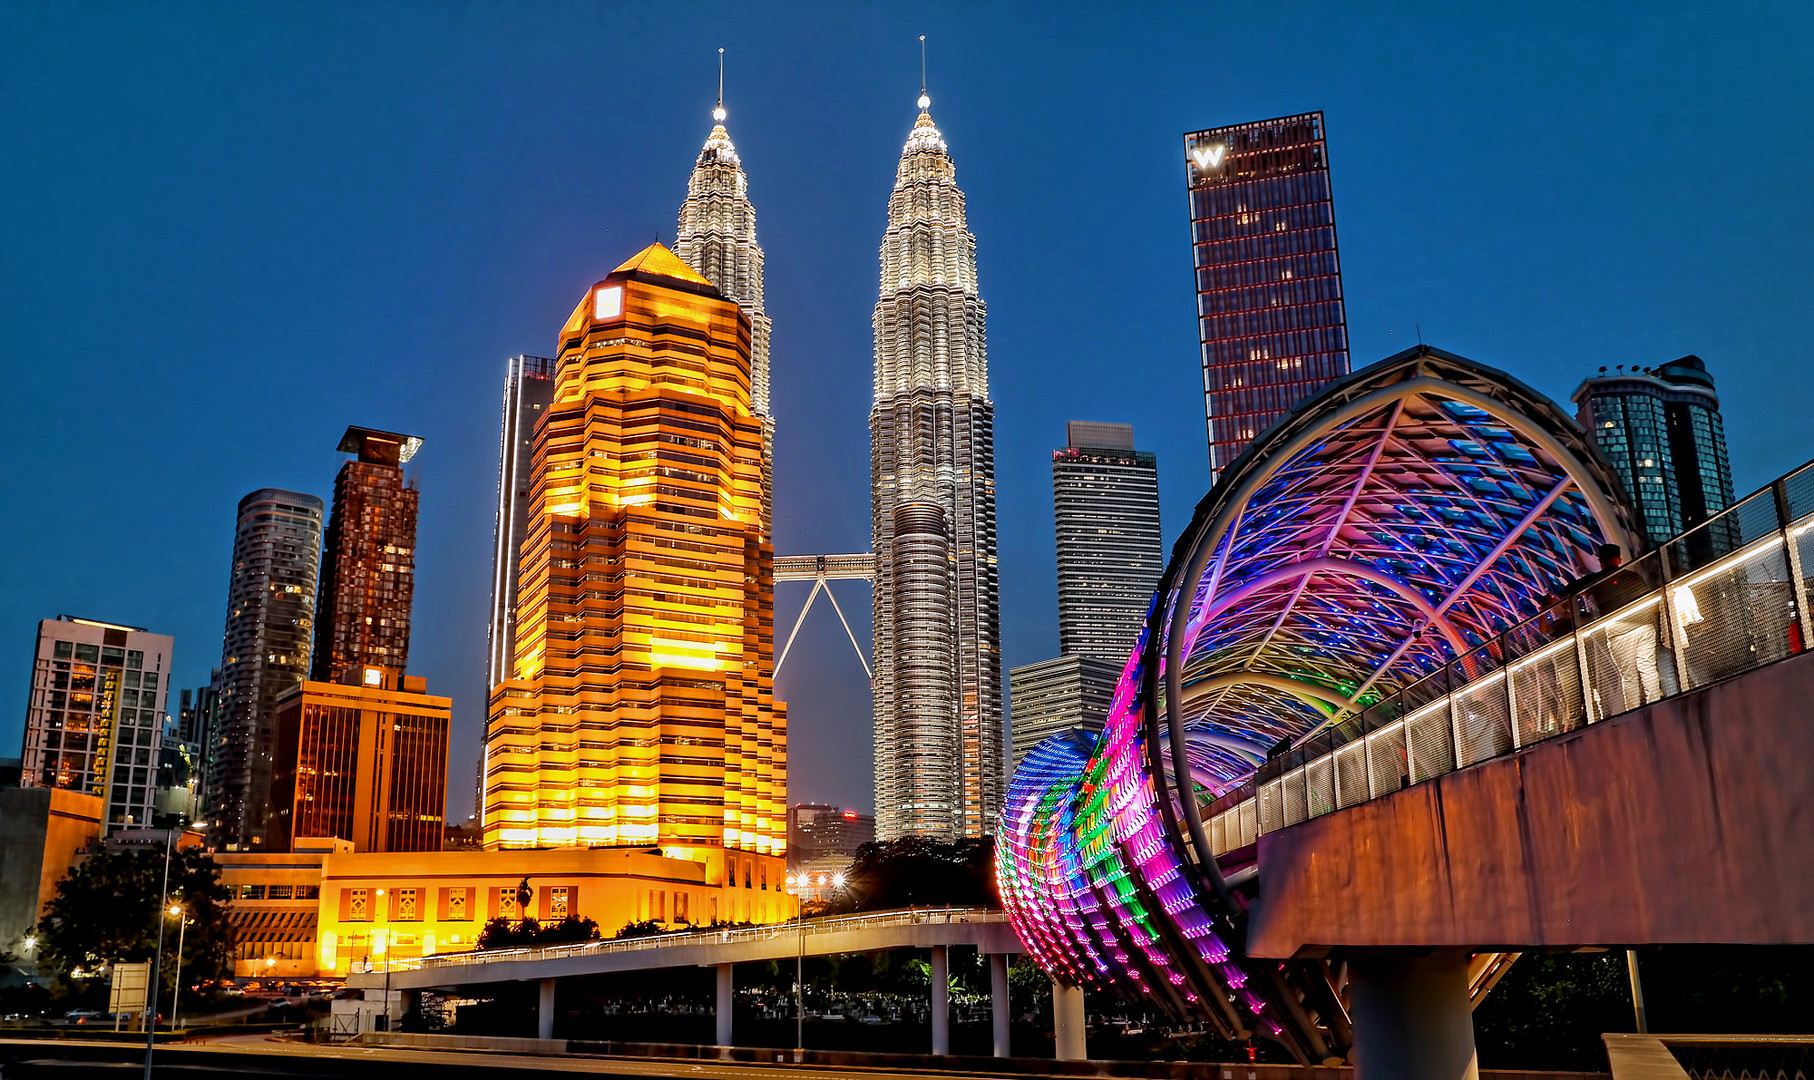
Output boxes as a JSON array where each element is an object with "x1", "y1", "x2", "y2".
[{"x1": 1205, "y1": 461, "x2": 1814, "y2": 857}]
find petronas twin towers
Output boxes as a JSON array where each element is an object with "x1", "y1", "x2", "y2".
[{"x1": 675, "y1": 85, "x2": 1000, "y2": 840}]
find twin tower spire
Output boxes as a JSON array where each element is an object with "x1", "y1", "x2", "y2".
[{"x1": 673, "y1": 54, "x2": 1001, "y2": 842}]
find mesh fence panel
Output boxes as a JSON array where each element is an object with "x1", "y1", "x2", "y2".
[
  {"x1": 1367, "y1": 721, "x2": 1408, "y2": 796},
  {"x1": 1281, "y1": 772, "x2": 1307, "y2": 827},
  {"x1": 1406, "y1": 702, "x2": 1454, "y2": 783},
  {"x1": 1509, "y1": 638, "x2": 1585, "y2": 747},
  {"x1": 1305, "y1": 756, "x2": 1336, "y2": 818},
  {"x1": 1333, "y1": 742, "x2": 1369, "y2": 809},
  {"x1": 1209, "y1": 811, "x2": 1229, "y2": 854},
  {"x1": 1453, "y1": 673, "x2": 1513, "y2": 767},
  {"x1": 1257, "y1": 781, "x2": 1282, "y2": 833},
  {"x1": 1674, "y1": 542, "x2": 1797, "y2": 689},
  {"x1": 1580, "y1": 600, "x2": 1666, "y2": 721},
  {"x1": 1237, "y1": 799, "x2": 1257, "y2": 847}
]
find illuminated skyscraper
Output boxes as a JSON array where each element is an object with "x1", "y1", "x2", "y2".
[
  {"x1": 483, "y1": 244, "x2": 786, "y2": 887},
  {"x1": 211, "y1": 489, "x2": 323, "y2": 850},
  {"x1": 1573, "y1": 355, "x2": 1735, "y2": 548},
  {"x1": 1185, "y1": 112, "x2": 1349, "y2": 475},
  {"x1": 20, "y1": 616, "x2": 173, "y2": 829},
  {"x1": 1053, "y1": 422, "x2": 1162, "y2": 664},
  {"x1": 312, "y1": 427, "x2": 422, "y2": 683},
  {"x1": 870, "y1": 89, "x2": 1001, "y2": 840},
  {"x1": 675, "y1": 94, "x2": 773, "y2": 540},
  {"x1": 487, "y1": 355, "x2": 557, "y2": 692}
]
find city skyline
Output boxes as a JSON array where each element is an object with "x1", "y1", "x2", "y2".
[{"x1": 5, "y1": 4, "x2": 1810, "y2": 820}]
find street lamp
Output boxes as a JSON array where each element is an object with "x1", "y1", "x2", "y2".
[
  {"x1": 374, "y1": 889, "x2": 391, "y2": 1033},
  {"x1": 166, "y1": 905, "x2": 189, "y2": 1030},
  {"x1": 143, "y1": 824, "x2": 177, "y2": 1080}
]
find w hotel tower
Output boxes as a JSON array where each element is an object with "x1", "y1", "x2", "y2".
[
  {"x1": 483, "y1": 245, "x2": 786, "y2": 880},
  {"x1": 870, "y1": 88, "x2": 1002, "y2": 841},
  {"x1": 1185, "y1": 112, "x2": 1349, "y2": 475}
]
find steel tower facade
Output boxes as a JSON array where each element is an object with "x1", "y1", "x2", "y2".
[
  {"x1": 675, "y1": 101, "x2": 774, "y2": 540},
  {"x1": 870, "y1": 92, "x2": 1001, "y2": 840}
]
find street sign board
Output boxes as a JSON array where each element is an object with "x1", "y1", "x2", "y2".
[{"x1": 109, "y1": 961, "x2": 150, "y2": 1014}]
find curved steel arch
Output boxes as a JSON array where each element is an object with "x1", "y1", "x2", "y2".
[{"x1": 996, "y1": 346, "x2": 1637, "y2": 1063}]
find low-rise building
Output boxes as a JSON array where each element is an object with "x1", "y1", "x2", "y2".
[
  {"x1": 0, "y1": 787, "x2": 105, "y2": 966},
  {"x1": 214, "y1": 843, "x2": 794, "y2": 978}
]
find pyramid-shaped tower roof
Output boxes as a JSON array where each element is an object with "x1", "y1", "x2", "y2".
[{"x1": 609, "y1": 242, "x2": 713, "y2": 286}]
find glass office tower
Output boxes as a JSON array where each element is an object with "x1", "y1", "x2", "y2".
[
  {"x1": 1185, "y1": 112, "x2": 1349, "y2": 475},
  {"x1": 1573, "y1": 355, "x2": 1735, "y2": 548},
  {"x1": 211, "y1": 489, "x2": 324, "y2": 850},
  {"x1": 1053, "y1": 421, "x2": 1162, "y2": 665},
  {"x1": 487, "y1": 355, "x2": 557, "y2": 693}
]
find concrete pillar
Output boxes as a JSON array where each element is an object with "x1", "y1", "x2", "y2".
[
  {"x1": 537, "y1": 978, "x2": 556, "y2": 1041},
  {"x1": 929, "y1": 945, "x2": 950, "y2": 1056},
  {"x1": 715, "y1": 963, "x2": 734, "y2": 1047},
  {"x1": 1348, "y1": 951, "x2": 1478, "y2": 1080},
  {"x1": 1052, "y1": 979, "x2": 1086, "y2": 1061},
  {"x1": 989, "y1": 953, "x2": 1011, "y2": 1057}
]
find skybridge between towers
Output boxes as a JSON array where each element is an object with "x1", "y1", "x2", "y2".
[
  {"x1": 997, "y1": 346, "x2": 1814, "y2": 1080},
  {"x1": 773, "y1": 552, "x2": 875, "y2": 680}
]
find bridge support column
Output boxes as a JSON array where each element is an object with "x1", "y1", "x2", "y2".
[
  {"x1": 930, "y1": 945, "x2": 950, "y2": 1056},
  {"x1": 1349, "y1": 951, "x2": 1477, "y2": 1080},
  {"x1": 1052, "y1": 979, "x2": 1086, "y2": 1061},
  {"x1": 537, "y1": 977, "x2": 555, "y2": 1041},
  {"x1": 989, "y1": 952, "x2": 1010, "y2": 1057},
  {"x1": 715, "y1": 963, "x2": 734, "y2": 1047}
]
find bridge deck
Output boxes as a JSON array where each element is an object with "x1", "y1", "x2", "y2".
[{"x1": 347, "y1": 907, "x2": 1017, "y2": 991}]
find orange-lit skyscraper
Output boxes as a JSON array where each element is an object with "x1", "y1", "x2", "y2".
[{"x1": 483, "y1": 244, "x2": 786, "y2": 879}]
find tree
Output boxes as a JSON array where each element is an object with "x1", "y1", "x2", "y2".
[
  {"x1": 476, "y1": 916, "x2": 601, "y2": 950},
  {"x1": 828, "y1": 836, "x2": 998, "y2": 912},
  {"x1": 35, "y1": 846, "x2": 234, "y2": 994}
]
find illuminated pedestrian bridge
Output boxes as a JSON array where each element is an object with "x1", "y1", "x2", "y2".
[{"x1": 997, "y1": 345, "x2": 1645, "y2": 1061}]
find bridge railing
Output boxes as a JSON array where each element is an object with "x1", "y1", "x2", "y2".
[
  {"x1": 1206, "y1": 460, "x2": 1814, "y2": 856},
  {"x1": 363, "y1": 906, "x2": 1005, "y2": 974}
]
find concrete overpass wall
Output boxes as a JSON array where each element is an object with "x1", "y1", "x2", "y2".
[{"x1": 1249, "y1": 651, "x2": 1814, "y2": 958}]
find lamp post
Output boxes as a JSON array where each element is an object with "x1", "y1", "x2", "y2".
[
  {"x1": 166, "y1": 905, "x2": 189, "y2": 1030},
  {"x1": 142, "y1": 824, "x2": 176, "y2": 1080},
  {"x1": 374, "y1": 889, "x2": 389, "y2": 1032}
]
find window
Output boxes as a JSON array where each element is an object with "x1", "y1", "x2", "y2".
[
  {"x1": 267, "y1": 885, "x2": 293, "y2": 900},
  {"x1": 549, "y1": 887, "x2": 569, "y2": 919},
  {"x1": 53, "y1": 640, "x2": 72, "y2": 659},
  {"x1": 348, "y1": 888, "x2": 369, "y2": 921},
  {"x1": 75, "y1": 644, "x2": 99, "y2": 663},
  {"x1": 446, "y1": 888, "x2": 468, "y2": 921},
  {"x1": 396, "y1": 889, "x2": 418, "y2": 921},
  {"x1": 238, "y1": 884, "x2": 265, "y2": 900},
  {"x1": 127, "y1": 651, "x2": 144, "y2": 669},
  {"x1": 296, "y1": 885, "x2": 320, "y2": 900},
  {"x1": 497, "y1": 887, "x2": 517, "y2": 920}
]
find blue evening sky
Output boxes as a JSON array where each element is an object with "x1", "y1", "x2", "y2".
[{"x1": 3, "y1": 2, "x2": 1809, "y2": 819}]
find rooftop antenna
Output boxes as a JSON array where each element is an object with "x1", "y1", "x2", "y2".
[
  {"x1": 918, "y1": 35, "x2": 930, "y2": 110},
  {"x1": 714, "y1": 48, "x2": 726, "y2": 123},
  {"x1": 1415, "y1": 321, "x2": 1423, "y2": 346}
]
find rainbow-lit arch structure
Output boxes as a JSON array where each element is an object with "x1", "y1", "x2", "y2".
[{"x1": 997, "y1": 346, "x2": 1639, "y2": 1061}]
